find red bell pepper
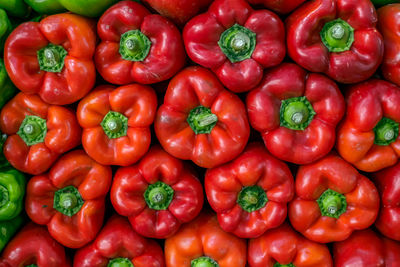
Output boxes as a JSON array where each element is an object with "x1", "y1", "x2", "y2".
[
  {"x1": 111, "y1": 145, "x2": 203, "y2": 239},
  {"x1": 77, "y1": 84, "x2": 157, "y2": 166},
  {"x1": 205, "y1": 143, "x2": 294, "y2": 238},
  {"x1": 378, "y1": 5, "x2": 400, "y2": 87},
  {"x1": 183, "y1": 0, "x2": 285, "y2": 93},
  {"x1": 0, "y1": 223, "x2": 70, "y2": 267},
  {"x1": 25, "y1": 150, "x2": 112, "y2": 248},
  {"x1": 247, "y1": 0, "x2": 306, "y2": 14},
  {"x1": 165, "y1": 212, "x2": 247, "y2": 267},
  {"x1": 372, "y1": 162, "x2": 400, "y2": 241},
  {"x1": 248, "y1": 223, "x2": 333, "y2": 267},
  {"x1": 286, "y1": 0, "x2": 384, "y2": 84},
  {"x1": 337, "y1": 79, "x2": 400, "y2": 172},
  {"x1": 289, "y1": 154, "x2": 379, "y2": 243},
  {"x1": 154, "y1": 66, "x2": 250, "y2": 168},
  {"x1": 333, "y1": 229, "x2": 400, "y2": 267},
  {"x1": 246, "y1": 63, "x2": 345, "y2": 165},
  {"x1": 141, "y1": 0, "x2": 213, "y2": 26},
  {"x1": 0, "y1": 93, "x2": 81, "y2": 175},
  {"x1": 4, "y1": 13, "x2": 96, "y2": 105},
  {"x1": 95, "y1": 1, "x2": 185, "y2": 85},
  {"x1": 74, "y1": 215, "x2": 165, "y2": 267}
]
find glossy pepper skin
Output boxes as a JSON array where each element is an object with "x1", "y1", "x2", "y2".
[
  {"x1": 165, "y1": 213, "x2": 247, "y2": 267},
  {"x1": 95, "y1": 1, "x2": 185, "y2": 85},
  {"x1": 377, "y1": 4, "x2": 400, "y2": 87},
  {"x1": 77, "y1": 84, "x2": 157, "y2": 166},
  {"x1": 183, "y1": 0, "x2": 285, "y2": 93},
  {"x1": 25, "y1": 150, "x2": 112, "y2": 248},
  {"x1": 0, "y1": 168, "x2": 25, "y2": 221},
  {"x1": 0, "y1": 223, "x2": 70, "y2": 267},
  {"x1": 0, "y1": 93, "x2": 81, "y2": 175},
  {"x1": 205, "y1": 143, "x2": 294, "y2": 238},
  {"x1": 289, "y1": 154, "x2": 379, "y2": 243},
  {"x1": 111, "y1": 146, "x2": 203, "y2": 239},
  {"x1": 337, "y1": 79, "x2": 400, "y2": 172},
  {"x1": 248, "y1": 223, "x2": 333, "y2": 267},
  {"x1": 24, "y1": 0, "x2": 66, "y2": 14},
  {"x1": 372, "y1": 162, "x2": 400, "y2": 241},
  {"x1": 333, "y1": 229, "x2": 400, "y2": 267},
  {"x1": 247, "y1": 63, "x2": 345, "y2": 165},
  {"x1": 141, "y1": 0, "x2": 213, "y2": 26},
  {"x1": 0, "y1": 215, "x2": 23, "y2": 253},
  {"x1": 247, "y1": 0, "x2": 306, "y2": 14},
  {"x1": 74, "y1": 215, "x2": 165, "y2": 267},
  {"x1": 4, "y1": 13, "x2": 96, "y2": 105},
  {"x1": 286, "y1": 0, "x2": 383, "y2": 84},
  {"x1": 155, "y1": 66, "x2": 250, "y2": 168}
]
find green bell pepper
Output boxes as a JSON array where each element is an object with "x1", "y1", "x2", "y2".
[
  {"x1": 0, "y1": 59, "x2": 17, "y2": 110},
  {"x1": 0, "y1": 9, "x2": 12, "y2": 52},
  {"x1": 0, "y1": 132, "x2": 9, "y2": 169},
  {"x1": 0, "y1": 0, "x2": 30, "y2": 18},
  {"x1": 0, "y1": 168, "x2": 25, "y2": 221},
  {"x1": 24, "y1": 0, "x2": 66, "y2": 15},
  {"x1": 0, "y1": 214, "x2": 23, "y2": 252}
]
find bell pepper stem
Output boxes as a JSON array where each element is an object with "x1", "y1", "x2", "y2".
[
  {"x1": 0, "y1": 185, "x2": 8, "y2": 208},
  {"x1": 317, "y1": 189, "x2": 347, "y2": 219},
  {"x1": 320, "y1": 19, "x2": 354, "y2": 52},
  {"x1": 218, "y1": 24, "x2": 256, "y2": 63},
  {"x1": 374, "y1": 117, "x2": 399, "y2": 146},
  {"x1": 187, "y1": 106, "x2": 218, "y2": 134},
  {"x1": 280, "y1": 96, "x2": 316, "y2": 130},
  {"x1": 191, "y1": 256, "x2": 219, "y2": 267},
  {"x1": 144, "y1": 181, "x2": 174, "y2": 210},
  {"x1": 273, "y1": 263, "x2": 295, "y2": 267},
  {"x1": 107, "y1": 258, "x2": 134, "y2": 267},
  {"x1": 100, "y1": 111, "x2": 128, "y2": 139},
  {"x1": 53, "y1": 186, "x2": 84, "y2": 216},
  {"x1": 37, "y1": 43, "x2": 67, "y2": 72},
  {"x1": 17, "y1": 115, "x2": 47, "y2": 146},
  {"x1": 237, "y1": 186, "x2": 268, "y2": 213},
  {"x1": 119, "y1": 30, "x2": 151, "y2": 61}
]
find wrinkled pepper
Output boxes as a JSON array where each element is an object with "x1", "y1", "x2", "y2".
[
  {"x1": 77, "y1": 84, "x2": 157, "y2": 166},
  {"x1": 337, "y1": 79, "x2": 400, "y2": 172},
  {"x1": 377, "y1": 4, "x2": 400, "y2": 87},
  {"x1": 333, "y1": 229, "x2": 400, "y2": 267},
  {"x1": 247, "y1": 0, "x2": 306, "y2": 14},
  {"x1": 0, "y1": 168, "x2": 25, "y2": 221},
  {"x1": 165, "y1": 213, "x2": 247, "y2": 267},
  {"x1": 372, "y1": 162, "x2": 400, "y2": 241},
  {"x1": 183, "y1": 0, "x2": 285, "y2": 92},
  {"x1": 248, "y1": 223, "x2": 333, "y2": 267},
  {"x1": 141, "y1": 0, "x2": 213, "y2": 26},
  {"x1": 0, "y1": 93, "x2": 81, "y2": 175},
  {"x1": 4, "y1": 13, "x2": 96, "y2": 105},
  {"x1": 246, "y1": 63, "x2": 345, "y2": 165},
  {"x1": 111, "y1": 146, "x2": 204, "y2": 239},
  {"x1": 155, "y1": 66, "x2": 250, "y2": 168},
  {"x1": 0, "y1": 59, "x2": 16, "y2": 110},
  {"x1": 25, "y1": 150, "x2": 112, "y2": 248},
  {"x1": 0, "y1": 214, "x2": 23, "y2": 253},
  {"x1": 205, "y1": 143, "x2": 294, "y2": 238},
  {"x1": 0, "y1": 223, "x2": 70, "y2": 267},
  {"x1": 286, "y1": 0, "x2": 384, "y2": 84},
  {"x1": 74, "y1": 215, "x2": 165, "y2": 267},
  {"x1": 95, "y1": 1, "x2": 185, "y2": 85},
  {"x1": 0, "y1": 0, "x2": 30, "y2": 18},
  {"x1": 289, "y1": 154, "x2": 379, "y2": 243}
]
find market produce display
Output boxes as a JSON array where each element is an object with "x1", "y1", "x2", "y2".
[{"x1": 0, "y1": 0, "x2": 400, "y2": 266}]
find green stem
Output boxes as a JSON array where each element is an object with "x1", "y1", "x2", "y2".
[
  {"x1": 53, "y1": 186, "x2": 84, "y2": 216},
  {"x1": 218, "y1": 24, "x2": 256, "y2": 63},
  {"x1": 0, "y1": 185, "x2": 8, "y2": 208},
  {"x1": 187, "y1": 106, "x2": 218, "y2": 134},
  {"x1": 100, "y1": 111, "x2": 128, "y2": 139},
  {"x1": 374, "y1": 117, "x2": 399, "y2": 146},
  {"x1": 237, "y1": 186, "x2": 268, "y2": 212},
  {"x1": 17, "y1": 115, "x2": 47, "y2": 146},
  {"x1": 119, "y1": 30, "x2": 151, "y2": 61},
  {"x1": 273, "y1": 263, "x2": 295, "y2": 267},
  {"x1": 191, "y1": 256, "x2": 219, "y2": 267},
  {"x1": 37, "y1": 43, "x2": 67, "y2": 72},
  {"x1": 280, "y1": 96, "x2": 316, "y2": 130},
  {"x1": 144, "y1": 181, "x2": 174, "y2": 210},
  {"x1": 107, "y1": 258, "x2": 134, "y2": 267},
  {"x1": 317, "y1": 189, "x2": 347, "y2": 219},
  {"x1": 320, "y1": 19, "x2": 354, "y2": 52},
  {"x1": 26, "y1": 265, "x2": 38, "y2": 267}
]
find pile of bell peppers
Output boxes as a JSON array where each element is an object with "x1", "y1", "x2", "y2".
[{"x1": 0, "y1": 0, "x2": 400, "y2": 266}]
